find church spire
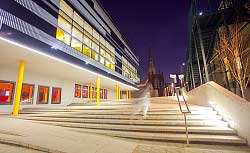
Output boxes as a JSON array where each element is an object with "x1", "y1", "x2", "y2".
[{"x1": 148, "y1": 48, "x2": 155, "y2": 76}]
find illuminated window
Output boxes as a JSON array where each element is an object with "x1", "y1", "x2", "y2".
[
  {"x1": 92, "y1": 87, "x2": 96, "y2": 98},
  {"x1": 73, "y1": 12, "x2": 84, "y2": 28},
  {"x1": 60, "y1": 0, "x2": 73, "y2": 18},
  {"x1": 58, "y1": 16, "x2": 72, "y2": 33},
  {"x1": 110, "y1": 63, "x2": 115, "y2": 70},
  {"x1": 100, "y1": 47, "x2": 105, "y2": 56},
  {"x1": 92, "y1": 42, "x2": 99, "y2": 52},
  {"x1": 100, "y1": 36, "x2": 105, "y2": 46},
  {"x1": 56, "y1": 0, "x2": 120, "y2": 73},
  {"x1": 21, "y1": 84, "x2": 34, "y2": 104},
  {"x1": 37, "y1": 86, "x2": 49, "y2": 104},
  {"x1": 84, "y1": 22, "x2": 92, "y2": 35},
  {"x1": 52, "y1": 87, "x2": 61, "y2": 104},
  {"x1": 106, "y1": 41, "x2": 111, "y2": 51},
  {"x1": 104, "y1": 89, "x2": 107, "y2": 99},
  {"x1": 100, "y1": 89, "x2": 103, "y2": 99},
  {"x1": 0, "y1": 81, "x2": 15, "y2": 104},
  {"x1": 100, "y1": 56, "x2": 105, "y2": 64},
  {"x1": 72, "y1": 27, "x2": 82, "y2": 41},
  {"x1": 83, "y1": 35, "x2": 91, "y2": 48},
  {"x1": 93, "y1": 29, "x2": 99, "y2": 41},
  {"x1": 56, "y1": 28, "x2": 71, "y2": 45},
  {"x1": 91, "y1": 51, "x2": 99, "y2": 61},
  {"x1": 83, "y1": 45, "x2": 91, "y2": 57},
  {"x1": 105, "y1": 60, "x2": 110, "y2": 68},
  {"x1": 75, "y1": 84, "x2": 81, "y2": 98},
  {"x1": 82, "y1": 86, "x2": 88, "y2": 98},
  {"x1": 71, "y1": 38, "x2": 82, "y2": 52}
]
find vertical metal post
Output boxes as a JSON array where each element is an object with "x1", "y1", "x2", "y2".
[
  {"x1": 184, "y1": 113, "x2": 189, "y2": 145},
  {"x1": 192, "y1": 31, "x2": 203, "y2": 85},
  {"x1": 196, "y1": 17, "x2": 210, "y2": 82},
  {"x1": 190, "y1": 63, "x2": 196, "y2": 88},
  {"x1": 13, "y1": 60, "x2": 25, "y2": 116}
]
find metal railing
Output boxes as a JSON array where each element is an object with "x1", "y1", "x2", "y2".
[{"x1": 175, "y1": 87, "x2": 191, "y2": 145}]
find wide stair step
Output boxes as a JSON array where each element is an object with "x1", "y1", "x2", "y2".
[{"x1": 18, "y1": 101, "x2": 247, "y2": 146}]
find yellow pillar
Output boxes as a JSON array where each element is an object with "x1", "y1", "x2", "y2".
[
  {"x1": 89, "y1": 83, "x2": 93, "y2": 103},
  {"x1": 116, "y1": 84, "x2": 119, "y2": 100},
  {"x1": 12, "y1": 60, "x2": 25, "y2": 116},
  {"x1": 126, "y1": 90, "x2": 129, "y2": 99},
  {"x1": 96, "y1": 76, "x2": 100, "y2": 106},
  {"x1": 118, "y1": 87, "x2": 121, "y2": 100},
  {"x1": 129, "y1": 91, "x2": 132, "y2": 99}
]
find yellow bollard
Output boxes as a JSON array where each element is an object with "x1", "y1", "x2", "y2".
[
  {"x1": 12, "y1": 60, "x2": 25, "y2": 116},
  {"x1": 96, "y1": 76, "x2": 100, "y2": 106},
  {"x1": 89, "y1": 83, "x2": 93, "y2": 103}
]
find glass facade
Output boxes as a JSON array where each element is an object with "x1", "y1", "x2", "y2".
[
  {"x1": 122, "y1": 57, "x2": 137, "y2": 81},
  {"x1": 0, "y1": 81, "x2": 14, "y2": 104},
  {"x1": 56, "y1": 0, "x2": 115, "y2": 70},
  {"x1": 56, "y1": 0, "x2": 137, "y2": 81}
]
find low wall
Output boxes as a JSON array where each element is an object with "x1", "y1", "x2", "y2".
[{"x1": 185, "y1": 81, "x2": 250, "y2": 146}]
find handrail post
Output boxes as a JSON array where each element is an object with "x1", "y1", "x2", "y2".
[
  {"x1": 175, "y1": 87, "x2": 190, "y2": 145},
  {"x1": 184, "y1": 113, "x2": 189, "y2": 145}
]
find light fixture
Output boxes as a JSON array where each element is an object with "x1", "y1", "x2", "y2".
[
  {"x1": 199, "y1": 12, "x2": 203, "y2": 16},
  {"x1": 51, "y1": 46, "x2": 57, "y2": 49}
]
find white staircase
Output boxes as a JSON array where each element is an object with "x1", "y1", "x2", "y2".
[{"x1": 18, "y1": 100, "x2": 247, "y2": 145}]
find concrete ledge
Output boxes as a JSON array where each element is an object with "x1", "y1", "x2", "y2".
[{"x1": 185, "y1": 81, "x2": 250, "y2": 146}]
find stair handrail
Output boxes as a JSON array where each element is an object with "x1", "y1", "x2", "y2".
[{"x1": 175, "y1": 87, "x2": 191, "y2": 145}]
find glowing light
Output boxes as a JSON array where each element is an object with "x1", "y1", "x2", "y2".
[
  {"x1": 0, "y1": 37, "x2": 138, "y2": 90},
  {"x1": 171, "y1": 83, "x2": 174, "y2": 87},
  {"x1": 5, "y1": 91, "x2": 9, "y2": 96},
  {"x1": 199, "y1": 12, "x2": 203, "y2": 16}
]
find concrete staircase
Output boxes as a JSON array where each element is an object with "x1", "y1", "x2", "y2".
[{"x1": 18, "y1": 100, "x2": 247, "y2": 145}]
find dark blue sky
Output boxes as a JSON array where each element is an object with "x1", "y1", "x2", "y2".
[{"x1": 100, "y1": 0, "x2": 192, "y2": 81}]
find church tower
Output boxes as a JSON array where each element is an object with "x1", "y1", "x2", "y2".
[{"x1": 148, "y1": 48, "x2": 155, "y2": 76}]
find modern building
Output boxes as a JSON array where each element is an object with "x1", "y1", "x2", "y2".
[
  {"x1": 0, "y1": 0, "x2": 139, "y2": 114},
  {"x1": 147, "y1": 49, "x2": 165, "y2": 97},
  {"x1": 185, "y1": 0, "x2": 250, "y2": 97}
]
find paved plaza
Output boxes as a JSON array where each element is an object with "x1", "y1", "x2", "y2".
[{"x1": 0, "y1": 116, "x2": 249, "y2": 153}]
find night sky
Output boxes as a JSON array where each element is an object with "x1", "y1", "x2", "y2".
[
  {"x1": 99, "y1": 0, "x2": 220, "y2": 82},
  {"x1": 100, "y1": 0, "x2": 192, "y2": 82}
]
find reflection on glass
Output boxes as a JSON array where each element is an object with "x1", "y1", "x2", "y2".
[
  {"x1": 52, "y1": 87, "x2": 61, "y2": 104},
  {"x1": 37, "y1": 86, "x2": 49, "y2": 104},
  {"x1": 21, "y1": 84, "x2": 34, "y2": 104},
  {"x1": 0, "y1": 82, "x2": 14, "y2": 104}
]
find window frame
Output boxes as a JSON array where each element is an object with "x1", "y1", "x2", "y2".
[
  {"x1": 21, "y1": 83, "x2": 35, "y2": 105},
  {"x1": 51, "y1": 87, "x2": 62, "y2": 104},
  {"x1": 37, "y1": 85, "x2": 50, "y2": 104},
  {"x1": 0, "y1": 80, "x2": 15, "y2": 105},
  {"x1": 74, "y1": 84, "x2": 81, "y2": 98},
  {"x1": 82, "y1": 85, "x2": 89, "y2": 98}
]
